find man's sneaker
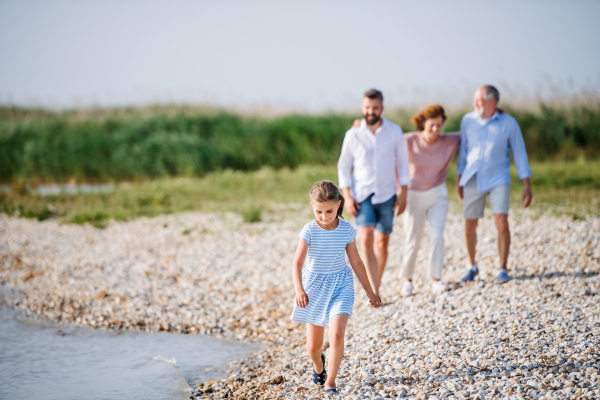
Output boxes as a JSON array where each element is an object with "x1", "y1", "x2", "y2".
[
  {"x1": 431, "y1": 280, "x2": 447, "y2": 294},
  {"x1": 497, "y1": 269, "x2": 512, "y2": 284},
  {"x1": 460, "y1": 265, "x2": 479, "y2": 282},
  {"x1": 400, "y1": 281, "x2": 413, "y2": 297}
]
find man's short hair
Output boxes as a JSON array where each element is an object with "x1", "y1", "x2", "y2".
[
  {"x1": 481, "y1": 85, "x2": 500, "y2": 103},
  {"x1": 364, "y1": 89, "x2": 384, "y2": 103}
]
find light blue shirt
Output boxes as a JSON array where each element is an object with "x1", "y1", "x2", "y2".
[{"x1": 457, "y1": 110, "x2": 531, "y2": 193}]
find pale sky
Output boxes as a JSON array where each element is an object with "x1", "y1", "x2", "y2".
[{"x1": 1, "y1": 0, "x2": 599, "y2": 112}]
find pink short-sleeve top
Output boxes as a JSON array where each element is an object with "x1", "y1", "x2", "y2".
[{"x1": 405, "y1": 132, "x2": 460, "y2": 191}]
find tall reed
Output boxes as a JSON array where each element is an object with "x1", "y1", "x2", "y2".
[{"x1": 1, "y1": 102, "x2": 599, "y2": 183}]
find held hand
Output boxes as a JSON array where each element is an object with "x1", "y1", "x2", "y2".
[
  {"x1": 367, "y1": 292, "x2": 381, "y2": 309},
  {"x1": 352, "y1": 119, "x2": 361, "y2": 128},
  {"x1": 345, "y1": 196, "x2": 360, "y2": 217},
  {"x1": 395, "y1": 194, "x2": 407, "y2": 216},
  {"x1": 457, "y1": 183, "x2": 464, "y2": 200},
  {"x1": 295, "y1": 290, "x2": 309, "y2": 308},
  {"x1": 522, "y1": 185, "x2": 532, "y2": 208}
]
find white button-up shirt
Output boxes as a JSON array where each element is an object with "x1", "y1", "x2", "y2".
[{"x1": 337, "y1": 118, "x2": 410, "y2": 204}]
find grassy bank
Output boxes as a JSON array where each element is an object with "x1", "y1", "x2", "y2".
[
  {"x1": 1, "y1": 103, "x2": 600, "y2": 184},
  {"x1": 1, "y1": 161, "x2": 598, "y2": 227}
]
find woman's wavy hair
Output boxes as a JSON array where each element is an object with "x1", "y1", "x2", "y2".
[
  {"x1": 411, "y1": 104, "x2": 447, "y2": 132},
  {"x1": 309, "y1": 180, "x2": 345, "y2": 220}
]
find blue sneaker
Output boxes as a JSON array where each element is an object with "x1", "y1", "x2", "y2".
[
  {"x1": 460, "y1": 265, "x2": 479, "y2": 282},
  {"x1": 497, "y1": 269, "x2": 511, "y2": 284}
]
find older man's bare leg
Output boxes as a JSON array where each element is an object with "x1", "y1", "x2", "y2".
[
  {"x1": 464, "y1": 219, "x2": 479, "y2": 265},
  {"x1": 460, "y1": 218, "x2": 481, "y2": 282},
  {"x1": 494, "y1": 214, "x2": 510, "y2": 270}
]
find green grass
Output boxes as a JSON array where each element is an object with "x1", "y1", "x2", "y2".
[
  {"x1": 1, "y1": 102, "x2": 600, "y2": 184},
  {"x1": 450, "y1": 160, "x2": 600, "y2": 219},
  {"x1": 241, "y1": 207, "x2": 262, "y2": 223},
  {"x1": 0, "y1": 165, "x2": 336, "y2": 226},
  {"x1": 1, "y1": 161, "x2": 598, "y2": 227}
]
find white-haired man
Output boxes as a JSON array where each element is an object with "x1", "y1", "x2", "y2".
[{"x1": 457, "y1": 85, "x2": 532, "y2": 283}]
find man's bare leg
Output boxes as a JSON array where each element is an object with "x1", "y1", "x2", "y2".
[
  {"x1": 464, "y1": 219, "x2": 479, "y2": 266},
  {"x1": 373, "y1": 231, "x2": 391, "y2": 289},
  {"x1": 358, "y1": 226, "x2": 379, "y2": 295},
  {"x1": 494, "y1": 214, "x2": 510, "y2": 270}
]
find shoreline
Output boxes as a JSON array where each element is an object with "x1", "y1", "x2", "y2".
[
  {"x1": 1, "y1": 210, "x2": 599, "y2": 399},
  {"x1": 0, "y1": 291, "x2": 261, "y2": 391}
]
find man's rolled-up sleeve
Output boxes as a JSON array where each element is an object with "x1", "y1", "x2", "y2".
[
  {"x1": 456, "y1": 117, "x2": 468, "y2": 176},
  {"x1": 395, "y1": 131, "x2": 411, "y2": 186},
  {"x1": 337, "y1": 130, "x2": 354, "y2": 189},
  {"x1": 509, "y1": 121, "x2": 532, "y2": 180}
]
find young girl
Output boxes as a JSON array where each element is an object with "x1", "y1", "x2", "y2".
[{"x1": 291, "y1": 180, "x2": 381, "y2": 395}]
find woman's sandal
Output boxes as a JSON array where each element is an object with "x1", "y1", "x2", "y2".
[{"x1": 312, "y1": 353, "x2": 327, "y2": 386}]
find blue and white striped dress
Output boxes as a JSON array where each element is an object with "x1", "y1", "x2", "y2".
[{"x1": 290, "y1": 219, "x2": 357, "y2": 327}]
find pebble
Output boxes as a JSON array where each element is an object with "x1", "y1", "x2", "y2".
[{"x1": 1, "y1": 207, "x2": 599, "y2": 399}]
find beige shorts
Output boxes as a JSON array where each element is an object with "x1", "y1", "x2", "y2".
[{"x1": 463, "y1": 175, "x2": 510, "y2": 219}]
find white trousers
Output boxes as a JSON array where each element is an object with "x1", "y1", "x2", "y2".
[{"x1": 400, "y1": 183, "x2": 449, "y2": 280}]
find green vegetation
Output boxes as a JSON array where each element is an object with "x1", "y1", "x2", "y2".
[
  {"x1": 1, "y1": 161, "x2": 598, "y2": 227},
  {"x1": 445, "y1": 160, "x2": 600, "y2": 219},
  {"x1": 241, "y1": 207, "x2": 262, "y2": 223},
  {"x1": 1, "y1": 102, "x2": 600, "y2": 184},
  {"x1": 0, "y1": 107, "x2": 353, "y2": 183},
  {"x1": 1, "y1": 103, "x2": 598, "y2": 225},
  {"x1": 0, "y1": 166, "x2": 336, "y2": 226}
]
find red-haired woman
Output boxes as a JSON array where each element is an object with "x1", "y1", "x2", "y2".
[
  {"x1": 400, "y1": 105, "x2": 459, "y2": 296},
  {"x1": 352, "y1": 104, "x2": 459, "y2": 296}
]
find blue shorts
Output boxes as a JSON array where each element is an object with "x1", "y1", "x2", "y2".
[{"x1": 355, "y1": 194, "x2": 396, "y2": 234}]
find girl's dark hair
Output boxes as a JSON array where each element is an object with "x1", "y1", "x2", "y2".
[{"x1": 309, "y1": 180, "x2": 345, "y2": 220}]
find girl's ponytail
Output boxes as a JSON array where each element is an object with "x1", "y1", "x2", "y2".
[{"x1": 337, "y1": 192, "x2": 345, "y2": 220}]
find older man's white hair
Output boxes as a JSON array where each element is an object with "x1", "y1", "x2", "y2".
[{"x1": 480, "y1": 85, "x2": 500, "y2": 103}]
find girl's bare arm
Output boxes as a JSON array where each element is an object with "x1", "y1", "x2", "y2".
[
  {"x1": 346, "y1": 241, "x2": 381, "y2": 307},
  {"x1": 292, "y1": 238, "x2": 310, "y2": 307}
]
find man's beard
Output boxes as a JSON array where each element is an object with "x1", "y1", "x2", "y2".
[
  {"x1": 474, "y1": 106, "x2": 485, "y2": 117},
  {"x1": 364, "y1": 114, "x2": 381, "y2": 126}
]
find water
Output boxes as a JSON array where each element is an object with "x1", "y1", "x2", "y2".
[
  {"x1": 0, "y1": 311, "x2": 261, "y2": 400},
  {"x1": 0, "y1": 183, "x2": 115, "y2": 196},
  {"x1": 36, "y1": 183, "x2": 115, "y2": 196}
]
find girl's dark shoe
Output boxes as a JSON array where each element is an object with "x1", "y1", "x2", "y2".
[
  {"x1": 312, "y1": 354, "x2": 327, "y2": 386},
  {"x1": 324, "y1": 387, "x2": 339, "y2": 396}
]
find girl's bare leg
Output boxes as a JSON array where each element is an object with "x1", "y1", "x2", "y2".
[
  {"x1": 306, "y1": 323, "x2": 325, "y2": 373},
  {"x1": 325, "y1": 314, "x2": 349, "y2": 390}
]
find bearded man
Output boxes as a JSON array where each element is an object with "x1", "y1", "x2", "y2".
[{"x1": 337, "y1": 89, "x2": 410, "y2": 297}]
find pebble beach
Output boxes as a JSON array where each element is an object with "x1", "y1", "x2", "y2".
[{"x1": 1, "y1": 206, "x2": 599, "y2": 400}]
